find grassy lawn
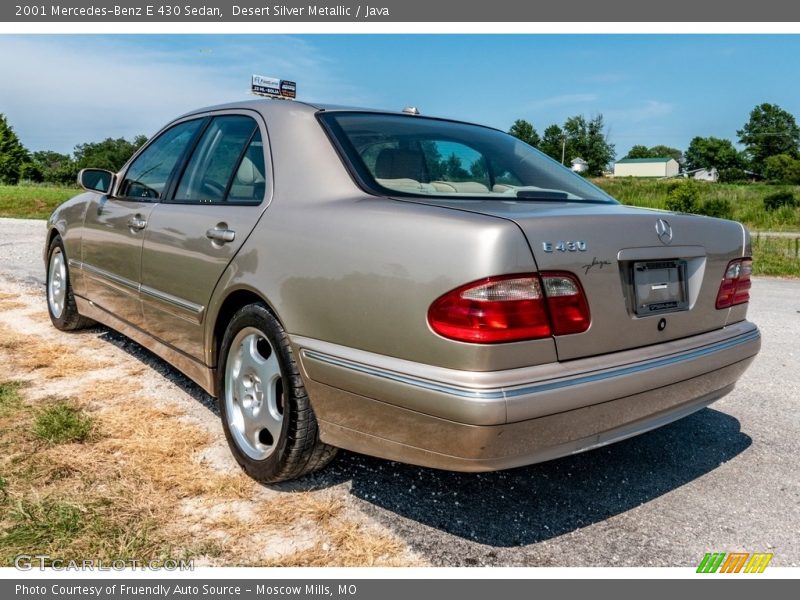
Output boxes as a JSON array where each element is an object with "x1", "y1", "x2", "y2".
[
  {"x1": 592, "y1": 178, "x2": 800, "y2": 232},
  {"x1": 0, "y1": 295, "x2": 413, "y2": 567},
  {"x1": 752, "y1": 234, "x2": 800, "y2": 277},
  {"x1": 0, "y1": 184, "x2": 78, "y2": 220}
]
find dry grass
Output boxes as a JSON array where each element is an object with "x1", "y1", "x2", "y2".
[
  {"x1": 0, "y1": 324, "x2": 24, "y2": 351},
  {"x1": 14, "y1": 339, "x2": 110, "y2": 379},
  {"x1": 262, "y1": 520, "x2": 411, "y2": 567},
  {"x1": 0, "y1": 293, "x2": 26, "y2": 310},
  {"x1": 260, "y1": 492, "x2": 346, "y2": 528},
  {"x1": 0, "y1": 286, "x2": 416, "y2": 567}
]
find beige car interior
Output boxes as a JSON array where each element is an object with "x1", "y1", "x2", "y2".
[{"x1": 372, "y1": 147, "x2": 523, "y2": 196}]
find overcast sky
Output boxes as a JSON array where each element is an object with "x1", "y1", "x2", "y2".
[{"x1": 2, "y1": 34, "x2": 799, "y2": 158}]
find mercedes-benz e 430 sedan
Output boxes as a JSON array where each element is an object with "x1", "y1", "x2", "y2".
[{"x1": 45, "y1": 99, "x2": 760, "y2": 482}]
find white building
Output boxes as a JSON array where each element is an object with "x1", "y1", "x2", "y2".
[
  {"x1": 613, "y1": 157, "x2": 680, "y2": 178},
  {"x1": 691, "y1": 168, "x2": 719, "y2": 182},
  {"x1": 571, "y1": 157, "x2": 589, "y2": 173}
]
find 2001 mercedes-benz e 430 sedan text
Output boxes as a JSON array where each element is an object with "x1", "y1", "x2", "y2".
[{"x1": 45, "y1": 99, "x2": 761, "y2": 482}]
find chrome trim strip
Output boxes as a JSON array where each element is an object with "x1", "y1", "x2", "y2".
[
  {"x1": 81, "y1": 262, "x2": 139, "y2": 292},
  {"x1": 140, "y1": 285, "x2": 204, "y2": 317},
  {"x1": 80, "y1": 261, "x2": 204, "y2": 319},
  {"x1": 302, "y1": 328, "x2": 761, "y2": 401}
]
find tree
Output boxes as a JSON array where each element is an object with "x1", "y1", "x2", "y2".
[
  {"x1": 508, "y1": 119, "x2": 540, "y2": 148},
  {"x1": 562, "y1": 114, "x2": 615, "y2": 176},
  {"x1": 625, "y1": 144, "x2": 683, "y2": 163},
  {"x1": 648, "y1": 145, "x2": 683, "y2": 163},
  {"x1": 763, "y1": 153, "x2": 800, "y2": 184},
  {"x1": 737, "y1": 103, "x2": 800, "y2": 174},
  {"x1": 31, "y1": 150, "x2": 78, "y2": 185},
  {"x1": 73, "y1": 135, "x2": 147, "y2": 172},
  {"x1": 684, "y1": 136, "x2": 744, "y2": 171},
  {"x1": 625, "y1": 145, "x2": 652, "y2": 159},
  {"x1": 0, "y1": 113, "x2": 30, "y2": 185},
  {"x1": 442, "y1": 153, "x2": 469, "y2": 180},
  {"x1": 539, "y1": 124, "x2": 565, "y2": 162}
]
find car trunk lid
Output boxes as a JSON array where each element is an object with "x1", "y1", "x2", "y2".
[{"x1": 411, "y1": 199, "x2": 747, "y2": 360}]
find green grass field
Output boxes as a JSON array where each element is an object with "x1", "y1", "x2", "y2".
[
  {"x1": 592, "y1": 178, "x2": 800, "y2": 231},
  {"x1": 0, "y1": 184, "x2": 78, "y2": 220}
]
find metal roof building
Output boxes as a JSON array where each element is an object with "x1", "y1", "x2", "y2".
[{"x1": 613, "y1": 157, "x2": 680, "y2": 178}]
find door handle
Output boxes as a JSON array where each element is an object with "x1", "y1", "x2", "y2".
[
  {"x1": 127, "y1": 215, "x2": 147, "y2": 231},
  {"x1": 206, "y1": 226, "x2": 236, "y2": 244}
]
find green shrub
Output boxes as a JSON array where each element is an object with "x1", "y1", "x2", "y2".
[
  {"x1": 718, "y1": 168, "x2": 748, "y2": 184},
  {"x1": 665, "y1": 181, "x2": 701, "y2": 214},
  {"x1": 699, "y1": 198, "x2": 733, "y2": 219},
  {"x1": 763, "y1": 191, "x2": 798, "y2": 211}
]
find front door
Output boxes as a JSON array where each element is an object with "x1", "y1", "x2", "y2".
[{"x1": 81, "y1": 118, "x2": 205, "y2": 327}]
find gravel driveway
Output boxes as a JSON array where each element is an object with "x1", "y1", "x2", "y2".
[{"x1": 2, "y1": 217, "x2": 798, "y2": 567}]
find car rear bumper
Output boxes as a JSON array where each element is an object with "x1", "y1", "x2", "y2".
[{"x1": 292, "y1": 320, "x2": 760, "y2": 471}]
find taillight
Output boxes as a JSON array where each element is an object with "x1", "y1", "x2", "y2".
[
  {"x1": 427, "y1": 272, "x2": 590, "y2": 344},
  {"x1": 541, "y1": 273, "x2": 592, "y2": 335},
  {"x1": 715, "y1": 258, "x2": 752, "y2": 309}
]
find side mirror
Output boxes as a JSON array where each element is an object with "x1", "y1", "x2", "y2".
[{"x1": 77, "y1": 168, "x2": 115, "y2": 194}]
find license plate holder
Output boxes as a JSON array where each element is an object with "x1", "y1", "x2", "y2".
[{"x1": 633, "y1": 260, "x2": 689, "y2": 316}]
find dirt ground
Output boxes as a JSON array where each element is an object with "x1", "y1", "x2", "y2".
[{"x1": 0, "y1": 276, "x2": 421, "y2": 567}]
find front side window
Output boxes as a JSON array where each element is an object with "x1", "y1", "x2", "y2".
[
  {"x1": 174, "y1": 115, "x2": 264, "y2": 204},
  {"x1": 321, "y1": 112, "x2": 616, "y2": 203},
  {"x1": 118, "y1": 119, "x2": 202, "y2": 200}
]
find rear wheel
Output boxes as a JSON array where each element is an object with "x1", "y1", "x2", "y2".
[
  {"x1": 216, "y1": 303, "x2": 337, "y2": 483},
  {"x1": 46, "y1": 235, "x2": 93, "y2": 331}
]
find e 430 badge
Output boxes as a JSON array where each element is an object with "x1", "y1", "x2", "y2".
[{"x1": 542, "y1": 240, "x2": 587, "y2": 253}]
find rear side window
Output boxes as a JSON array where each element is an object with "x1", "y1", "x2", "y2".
[
  {"x1": 119, "y1": 119, "x2": 202, "y2": 200},
  {"x1": 174, "y1": 115, "x2": 265, "y2": 204}
]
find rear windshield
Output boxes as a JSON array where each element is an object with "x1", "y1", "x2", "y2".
[{"x1": 320, "y1": 112, "x2": 617, "y2": 203}]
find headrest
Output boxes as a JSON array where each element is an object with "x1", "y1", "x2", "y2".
[{"x1": 374, "y1": 148, "x2": 426, "y2": 181}]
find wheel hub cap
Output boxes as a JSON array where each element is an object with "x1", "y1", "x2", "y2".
[
  {"x1": 47, "y1": 248, "x2": 67, "y2": 319},
  {"x1": 224, "y1": 327, "x2": 284, "y2": 460}
]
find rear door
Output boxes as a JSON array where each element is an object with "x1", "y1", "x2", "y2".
[
  {"x1": 81, "y1": 118, "x2": 204, "y2": 327},
  {"x1": 139, "y1": 112, "x2": 270, "y2": 361}
]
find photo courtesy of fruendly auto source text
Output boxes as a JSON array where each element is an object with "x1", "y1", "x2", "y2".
[{"x1": 0, "y1": 0, "x2": 798, "y2": 597}]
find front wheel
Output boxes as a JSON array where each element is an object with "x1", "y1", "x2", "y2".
[
  {"x1": 216, "y1": 303, "x2": 337, "y2": 483},
  {"x1": 46, "y1": 235, "x2": 93, "y2": 331}
]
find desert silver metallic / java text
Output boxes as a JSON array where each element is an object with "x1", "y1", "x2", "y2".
[
  {"x1": 47, "y1": 247, "x2": 66, "y2": 318},
  {"x1": 224, "y1": 327, "x2": 284, "y2": 460}
]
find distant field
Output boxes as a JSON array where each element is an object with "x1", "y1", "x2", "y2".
[
  {"x1": 593, "y1": 178, "x2": 800, "y2": 231},
  {"x1": 0, "y1": 185, "x2": 78, "y2": 220}
]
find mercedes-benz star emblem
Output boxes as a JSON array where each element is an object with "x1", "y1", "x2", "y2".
[{"x1": 655, "y1": 218, "x2": 673, "y2": 245}]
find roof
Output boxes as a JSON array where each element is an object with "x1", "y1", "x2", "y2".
[
  {"x1": 616, "y1": 157, "x2": 676, "y2": 164},
  {"x1": 176, "y1": 98, "x2": 506, "y2": 133},
  {"x1": 571, "y1": 157, "x2": 588, "y2": 164}
]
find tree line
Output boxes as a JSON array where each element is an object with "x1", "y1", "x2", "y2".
[
  {"x1": 2, "y1": 102, "x2": 800, "y2": 186},
  {"x1": 508, "y1": 102, "x2": 800, "y2": 184},
  {"x1": 0, "y1": 113, "x2": 146, "y2": 186}
]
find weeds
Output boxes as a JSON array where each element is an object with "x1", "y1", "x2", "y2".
[
  {"x1": 33, "y1": 401, "x2": 94, "y2": 444},
  {"x1": 0, "y1": 380, "x2": 26, "y2": 415}
]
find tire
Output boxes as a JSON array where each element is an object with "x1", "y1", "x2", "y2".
[
  {"x1": 46, "y1": 235, "x2": 94, "y2": 331},
  {"x1": 216, "y1": 303, "x2": 337, "y2": 483}
]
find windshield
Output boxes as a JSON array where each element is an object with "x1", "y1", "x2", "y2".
[{"x1": 320, "y1": 112, "x2": 617, "y2": 204}]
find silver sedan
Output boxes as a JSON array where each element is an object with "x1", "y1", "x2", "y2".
[{"x1": 44, "y1": 100, "x2": 760, "y2": 482}]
